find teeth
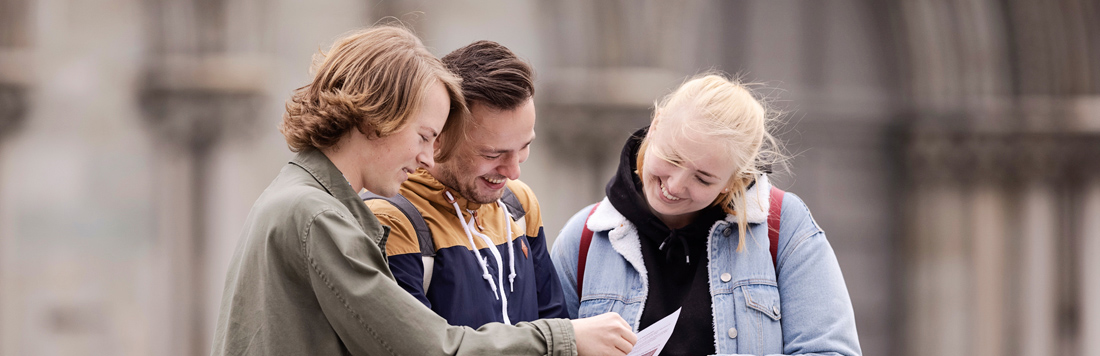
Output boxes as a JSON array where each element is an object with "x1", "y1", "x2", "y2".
[
  {"x1": 661, "y1": 182, "x2": 681, "y2": 201},
  {"x1": 484, "y1": 177, "x2": 505, "y2": 184}
]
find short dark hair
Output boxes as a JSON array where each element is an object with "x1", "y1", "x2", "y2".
[{"x1": 441, "y1": 40, "x2": 534, "y2": 110}]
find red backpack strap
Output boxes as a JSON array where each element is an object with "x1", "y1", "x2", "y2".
[
  {"x1": 576, "y1": 202, "x2": 601, "y2": 295},
  {"x1": 768, "y1": 186, "x2": 785, "y2": 270}
]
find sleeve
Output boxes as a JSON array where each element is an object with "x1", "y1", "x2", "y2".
[
  {"x1": 303, "y1": 208, "x2": 578, "y2": 356},
  {"x1": 549, "y1": 204, "x2": 598, "y2": 320},
  {"x1": 510, "y1": 181, "x2": 570, "y2": 319},
  {"x1": 532, "y1": 225, "x2": 569, "y2": 319},
  {"x1": 770, "y1": 193, "x2": 863, "y2": 356},
  {"x1": 364, "y1": 200, "x2": 430, "y2": 307}
]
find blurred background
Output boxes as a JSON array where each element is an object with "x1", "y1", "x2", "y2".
[{"x1": 1, "y1": 0, "x2": 1098, "y2": 355}]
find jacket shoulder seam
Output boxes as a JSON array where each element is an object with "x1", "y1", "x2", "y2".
[{"x1": 777, "y1": 229, "x2": 821, "y2": 271}]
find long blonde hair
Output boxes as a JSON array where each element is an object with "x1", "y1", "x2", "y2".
[{"x1": 636, "y1": 73, "x2": 785, "y2": 251}]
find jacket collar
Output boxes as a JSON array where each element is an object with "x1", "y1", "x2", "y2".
[
  {"x1": 406, "y1": 168, "x2": 486, "y2": 211},
  {"x1": 289, "y1": 148, "x2": 388, "y2": 244},
  {"x1": 587, "y1": 174, "x2": 773, "y2": 232}
]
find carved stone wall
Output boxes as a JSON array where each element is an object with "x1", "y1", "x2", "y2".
[{"x1": 898, "y1": 0, "x2": 1100, "y2": 354}]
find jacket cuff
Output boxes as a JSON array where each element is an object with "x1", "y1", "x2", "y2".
[{"x1": 535, "y1": 318, "x2": 577, "y2": 356}]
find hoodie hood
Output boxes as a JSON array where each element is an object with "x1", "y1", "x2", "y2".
[{"x1": 605, "y1": 126, "x2": 726, "y2": 263}]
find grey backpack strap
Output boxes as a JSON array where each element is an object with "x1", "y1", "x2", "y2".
[
  {"x1": 500, "y1": 186, "x2": 528, "y2": 237},
  {"x1": 359, "y1": 191, "x2": 435, "y2": 257},
  {"x1": 500, "y1": 186, "x2": 526, "y2": 221}
]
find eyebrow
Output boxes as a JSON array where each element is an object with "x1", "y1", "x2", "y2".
[
  {"x1": 696, "y1": 169, "x2": 718, "y2": 179},
  {"x1": 423, "y1": 127, "x2": 439, "y2": 138},
  {"x1": 482, "y1": 137, "x2": 534, "y2": 155},
  {"x1": 667, "y1": 154, "x2": 718, "y2": 179}
]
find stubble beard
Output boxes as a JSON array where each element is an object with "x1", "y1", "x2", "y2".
[{"x1": 434, "y1": 163, "x2": 502, "y2": 205}]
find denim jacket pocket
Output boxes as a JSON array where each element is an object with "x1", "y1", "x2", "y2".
[
  {"x1": 741, "y1": 283, "x2": 782, "y2": 321},
  {"x1": 577, "y1": 297, "x2": 623, "y2": 319},
  {"x1": 732, "y1": 282, "x2": 784, "y2": 355}
]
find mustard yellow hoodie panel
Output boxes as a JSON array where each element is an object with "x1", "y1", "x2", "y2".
[
  {"x1": 368, "y1": 170, "x2": 541, "y2": 256},
  {"x1": 363, "y1": 201, "x2": 420, "y2": 256}
]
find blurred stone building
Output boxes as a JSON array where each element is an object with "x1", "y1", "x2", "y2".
[{"x1": 0, "y1": 0, "x2": 1097, "y2": 355}]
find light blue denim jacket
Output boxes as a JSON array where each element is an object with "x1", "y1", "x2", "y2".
[{"x1": 550, "y1": 176, "x2": 861, "y2": 356}]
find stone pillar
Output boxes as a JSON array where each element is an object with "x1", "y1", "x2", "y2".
[
  {"x1": 1018, "y1": 179, "x2": 1058, "y2": 356},
  {"x1": 969, "y1": 184, "x2": 1007, "y2": 356},
  {"x1": 1081, "y1": 176, "x2": 1100, "y2": 353},
  {"x1": 0, "y1": 81, "x2": 26, "y2": 356},
  {"x1": 968, "y1": 139, "x2": 1011, "y2": 356},
  {"x1": 0, "y1": 0, "x2": 30, "y2": 353},
  {"x1": 903, "y1": 133, "x2": 972, "y2": 356},
  {"x1": 141, "y1": 0, "x2": 269, "y2": 354}
]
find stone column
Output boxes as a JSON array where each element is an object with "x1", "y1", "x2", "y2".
[
  {"x1": 141, "y1": 0, "x2": 269, "y2": 354},
  {"x1": 1011, "y1": 132, "x2": 1069, "y2": 356},
  {"x1": 1018, "y1": 178, "x2": 1058, "y2": 356},
  {"x1": 0, "y1": 0, "x2": 30, "y2": 353},
  {"x1": 903, "y1": 133, "x2": 972, "y2": 356},
  {"x1": 1081, "y1": 176, "x2": 1100, "y2": 353},
  {"x1": 968, "y1": 139, "x2": 1011, "y2": 356}
]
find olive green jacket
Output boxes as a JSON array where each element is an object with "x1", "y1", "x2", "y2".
[{"x1": 211, "y1": 148, "x2": 577, "y2": 355}]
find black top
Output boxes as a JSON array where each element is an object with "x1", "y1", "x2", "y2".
[{"x1": 606, "y1": 127, "x2": 722, "y2": 356}]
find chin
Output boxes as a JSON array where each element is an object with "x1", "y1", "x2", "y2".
[
  {"x1": 470, "y1": 191, "x2": 503, "y2": 205},
  {"x1": 367, "y1": 182, "x2": 399, "y2": 198}
]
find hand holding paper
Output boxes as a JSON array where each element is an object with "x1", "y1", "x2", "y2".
[
  {"x1": 626, "y1": 308, "x2": 681, "y2": 356},
  {"x1": 573, "y1": 312, "x2": 638, "y2": 356}
]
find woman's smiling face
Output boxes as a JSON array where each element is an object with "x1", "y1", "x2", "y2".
[{"x1": 639, "y1": 110, "x2": 740, "y2": 228}]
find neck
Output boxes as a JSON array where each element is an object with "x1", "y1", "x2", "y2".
[
  {"x1": 320, "y1": 145, "x2": 362, "y2": 192},
  {"x1": 425, "y1": 165, "x2": 463, "y2": 198}
]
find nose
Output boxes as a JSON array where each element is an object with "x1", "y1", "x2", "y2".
[
  {"x1": 418, "y1": 147, "x2": 435, "y2": 169},
  {"x1": 665, "y1": 172, "x2": 688, "y2": 195},
  {"x1": 498, "y1": 156, "x2": 521, "y2": 180}
]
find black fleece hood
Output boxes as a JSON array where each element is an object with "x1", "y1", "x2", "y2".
[{"x1": 605, "y1": 126, "x2": 726, "y2": 264}]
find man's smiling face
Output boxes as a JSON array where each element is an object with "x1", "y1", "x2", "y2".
[{"x1": 428, "y1": 98, "x2": 536, "y2": 204}]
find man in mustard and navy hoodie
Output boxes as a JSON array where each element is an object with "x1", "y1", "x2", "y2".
[{"x1": 364, "y1": 40, "x2": 568, "y2": 328}]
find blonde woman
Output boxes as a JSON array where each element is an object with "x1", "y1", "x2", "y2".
[
  {"x1": 212, "y1": 25, "x2": 635, "y2": 356},
  {"x1": 552, "y1": 74, "x2": 861, "y2": 356}
]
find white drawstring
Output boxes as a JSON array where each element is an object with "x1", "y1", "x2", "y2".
[
  {"x1": 444, "y1": 191, "x2": 514, "y2": 325},
  {"x1": 499, "y1": 201, "x2": 517, "y2": 292},
  {"x1": 446, "y1": 192, "x2": 498, "y2": 299}
]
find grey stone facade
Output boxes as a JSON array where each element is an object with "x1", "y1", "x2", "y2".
[{"x1": 1, "y1": 1, "x2": 1098, "y2": 355}]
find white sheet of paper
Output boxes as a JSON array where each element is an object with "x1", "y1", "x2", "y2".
[{"x1": 626, "y1": 308, "x2": 681, "y2": 356}]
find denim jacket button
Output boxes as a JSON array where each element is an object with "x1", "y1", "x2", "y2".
[
  {"x1": 720, "y1": 273, "x2": 732, "y2": 282},
  {"x1": 722, "y1": 227, "x2": 733, "y2": 236},
  {"x1": 773, "y1": 305, "x2": 781, "y2": 315},
  {"x1": 727, "y1": 327, "x2": 738, "y2": 338}
]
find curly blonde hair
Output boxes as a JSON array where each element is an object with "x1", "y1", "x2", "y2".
[{"x1": 280, "y1": 25, "x2": 465, "y2": 162}]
